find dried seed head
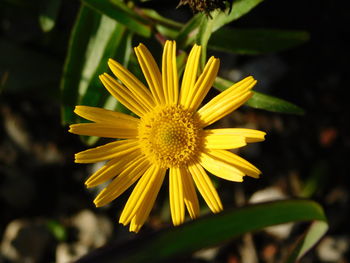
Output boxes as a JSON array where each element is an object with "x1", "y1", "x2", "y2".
[{"x1": 177, "y1": 0, "x2": 233, "y2": 17}]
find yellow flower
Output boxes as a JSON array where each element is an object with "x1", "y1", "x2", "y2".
[{"x1": 69, "y1": 40, "x2": 265, "y2": 233}]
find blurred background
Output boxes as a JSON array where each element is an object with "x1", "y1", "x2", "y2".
[{"x1": 0, "y1": 0, "x2": 349, "y2": 262}]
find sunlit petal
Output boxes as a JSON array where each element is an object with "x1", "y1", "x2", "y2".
[
  {"x1": 188, "y1": 162, "x2": 223, "y2": 213},
  {"x1": 169, "y1": 167, "x2": 185, "y2": 225},
  {"x1": 179, "y1": 44, "x2": 201, "y2": 106},
  {"x1": 134, "y1": 43, "x2": 165, "y2": 105},
  {"x1": 69, "y1": 123, "x2": 137, "y2": 139},
  {"x1": 200, "y1": 152, "x2": 245, "y2": 182},
  {"x1": 75, "y1": 139, "x2": 139, "y2": 163},
  {"x1": 183, "y1": 56, "x2": 220, "y2": 111},
  {"x1": 181, "y1": 167, "x2": 200, "y2": 219},
  {"x1": 74, "y1": 105, "x2": 139, "y2": 124},
  {"x1": 94, "y1": 156, "x2": 150, "y2": 207},
  {"x1": 129, "y1": 167, "x2": 167, "y2": 233},
  {"x1": 162, "y1": 40, "x2": 178, "y2": 104},
  {"x1": 85, "y1": 149, "x2": 143, "y2": 187},
  {"x1": 206, "y1": 149, "x2": 261, "y2": 178},
  {"x1": 197, "y1": 76, "x2": 257, "y2": 127},
  {"x1": 99, "y1": 73, "x2": 147, "y2": 117},
  {"x1": 108, "y1": 59, "x2": 155, "y2": 110},
  {"x1": 119, "y1": 165, "x2": 165, "y2": 226}
]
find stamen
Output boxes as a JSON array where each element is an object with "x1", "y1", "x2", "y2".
[{"x1": 138, "y1": 105, "x2": 200, "y2": 167}]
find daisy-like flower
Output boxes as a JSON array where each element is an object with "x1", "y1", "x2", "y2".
[{"x1": 69, "y1": 40, "x2": 265, "y2": 233}]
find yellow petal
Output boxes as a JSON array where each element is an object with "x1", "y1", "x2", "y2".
[
  {"x1": 181, "y1": 167, "x2": 200, "y2": 219},
  {"x1": 119, "y1": 165, "x2": 165, "y2": 226},
  {"x1": 99, "y1": 73, "x2": 147, "y2": 117},
  {"x1": 108, "y1": 59, "x2": 155, "y2": 111},
  {"x1": 69, "y1": 123, "x2": 138, "y2": 139},
  {"x1": 75, "y1": 139, "x2": 139, "y2": 163},
  {"x1": 203, "y1": 130, "x2": 247, "y2": 149},
  {"x1": 179, "y1": 44, "x2": 201, "y2": 106},
  {"x1": 197, "y1": 76, "x2": 257, "y2": 127},
  {"x1": 85, "y1": 149, "x2": 142, "y2": 187},
  {"x1": 183, "y1": 56, "x2": 220, "y2": 111},
  {"x1": 204, "y1": 128, "x2": 266, "y2": 144},
  {"x1": 93, "y1": 156, "x2": 150, "y2": 207},
  {"x1": 73, "y1": 105, "x2": 139, "y2": 124},
  {"x1": 128, "y1": 167, "x2": 166, "y2": 233},
  {"x1": 206, "y1": 149, "x2": 261, "y2": 178},
  {"x1": 199, "y1": 152, "x2": 244, "y2": 182},
  {"x1": 134, "y1": 43, "x2": 165, "y2": 105},
  {"x1": 162, "y1": 40, "x2": 178, "y2": 104},
  {"x1": 169, "y1": 167, "x2": 185, "y2": 226},
  {"x1": 188, "y1": 162, "x2": 223, "y2": 213}
]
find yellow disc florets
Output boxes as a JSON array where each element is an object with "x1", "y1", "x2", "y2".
[{"x1": 138, "y1": 105, "x2": 200, "y2": 168}]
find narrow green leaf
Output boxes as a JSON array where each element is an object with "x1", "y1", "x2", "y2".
[
  {"x1": 180, "y1": 0, "x2": 264, "y2": 65},
  {"x1": 155, "y1": 24, "x2": 179, "y2": 39},
  {"x1": 60, "y1": 5, "x2": 101, "y2": 124},
  {"x1": 176, "y1": 51, "x2": 188, "y2": 77},
  {"x1": 176, "y1": 13, "x2": 204, "y2": 48},
  {"x1": 141, "y1": 8, "x2": 183, "y2": 28},
  {"x1": 39, "y1": 0, "x2": 61, "y2": 32},
  {"x1": 247, "y1": 91, "x2": 304, "y2": 115},
  {"x1": 60, "y1": 4, "x2": 134, "y2": 125},
  {"x1": 77, "y1": 15, "x2": 118, "y2": 107},
  {"x1": 214, "y1": 77, "x2": 305, "y2": 115},
  {"x1": 196, "y1": 13, "x2": 217, "y2": 68},
  {"x1": 212, "y1": 0, "x2": 264, "y2": 32},
  {"x1": 209, "y1": 28, "x2": 310, "y2": 55},
  {"x1": 82, "y1": 0, "x2": 151, "y2": 37},
  {"x1": 77, "y1": 17, "x2": 133, "y2": 145},
  {"x1": 76, "y1": 200, "x2": 327, "y2": 263},
  {"x1": 285, "y1": 220, "x2": 328, "y2": 263}
]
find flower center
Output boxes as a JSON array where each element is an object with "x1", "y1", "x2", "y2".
[{"x1": 138, "y1": 105, "x2": 200, "y2": 167}]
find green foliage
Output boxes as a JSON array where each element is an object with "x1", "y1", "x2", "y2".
[
  {"x1": 209, "y1": 28, "x2": 310, "y2": 55},
  {"x1": 61, "y1": 0, "x2": 309, "y2": 124},
  {"x1": 215, "y1": 77, "x2": 304, "y2": 115},
  {"x1": 77, "y1": 200, "x2": 328, "y2": 263},
  {"x1": 82, "y1": 0, "x2": 151, "y2": 37}
]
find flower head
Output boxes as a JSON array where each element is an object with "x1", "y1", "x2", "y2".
[{"x1": 69, "y1": 40, "x2": 265, "y2": 233}]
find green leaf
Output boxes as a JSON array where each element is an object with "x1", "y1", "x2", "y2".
[
  {"x1": 214, "y1": 77, "x2": 305, "y2": 115},
  {"x1": 82, "y1": 0, "x2": 151, "y2": 37},
  {"x1": 176, "y1": 13, "x2": 204, "y2": 48},
  {"x1": 60, "y1": 5, "x2": 133, "y2": 125},
  {"x1": 155, "y1": 24, "x2": 179, "y2": 39},
  {"x1": 141, "y1": 8, "x2": 182, "y2": 29},
  {"x1": 196, "y1": 13, "x2": 217, "y2": 68},
  {"x1": 212, "y1": 0, "x2": 264, "y2": 32},
  {"x1": 39, "y1": 0, "x2": 61, "y2": 32},
  {"x1": 176, "y1": 51, "x2": 188, "y2": 77},
  {"x1": 285, "y1": 220, "x2": 328, "y2": 263},
  {"x1": 76, "y1": 200, "x2": 327, "y2": 263},
  {"x1": 179, "y1": 0, "x2": 265, "y2": 65},
  {"x1": 209, "y1": 28, "x2": 310, "y2": 55},
  {"x1": 77, "y1": 15, "x2": 118, "y2": 106},
  {"x1": 60, "y1": 5, "x2": 101, "y2": 124},
  {"x1": 77, "y1": 17, "x2": 133, "y2": 145},
  {"x1": 247, "y1": 91, "x2": 304, "y2": 115}
]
